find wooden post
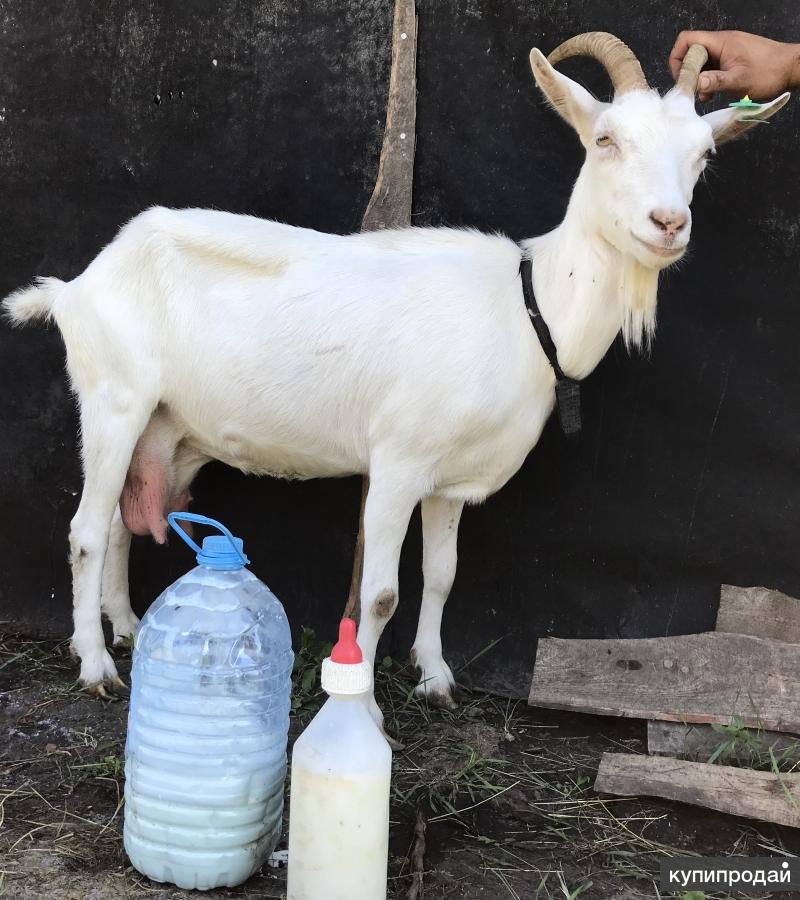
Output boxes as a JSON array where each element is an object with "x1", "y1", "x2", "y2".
[
  {"x1": 343, "y1": 0, "x2": 417, "y2": 621},
  {"x1": 343, "y1": 475, "x2": 369, "y2": 620}
]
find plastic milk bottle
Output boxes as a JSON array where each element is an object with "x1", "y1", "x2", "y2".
[
  {"x1": 124, "y1": 513, "x2": 293, "y2": 890},
  {"x1": 287, "y1": 618, "x2": 392, "y2": 899}
]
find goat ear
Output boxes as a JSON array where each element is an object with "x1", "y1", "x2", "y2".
[
  {"x1": 529, "y1": 48, "x2": 607, "y2": 144},
  {"x1": 702, "y1": 92, "x2": 790, "y2": 146}
]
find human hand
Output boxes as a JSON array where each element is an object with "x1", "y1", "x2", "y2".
[{"x1": 669, "y1": 30, "x2": 800, "y2": 101}]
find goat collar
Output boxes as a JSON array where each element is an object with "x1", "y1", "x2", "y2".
[{"x1": 519, "y1": 257, "x2": 582, "y2": 437}]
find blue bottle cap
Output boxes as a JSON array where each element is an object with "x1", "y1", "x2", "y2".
[
  {"x1": 167, "y1": 513, "x2": 250, "y2": 570},
  {"x1": 197, "y1": 535, "x2": 249, "y2": 570}
]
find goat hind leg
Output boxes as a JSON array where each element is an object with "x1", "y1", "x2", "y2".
[
  {"x1": 100, "y1": 508, "x2": 138, "y2": 646},
  {"x1": 102, "y1": 444, "x2": 206, "y2": 647},
  {"x1": 411, "y1": 495, "x2": 463, "y2": 709},
  {"x1": 70, "y1": 394, "x2": 153, "y2": 697}
]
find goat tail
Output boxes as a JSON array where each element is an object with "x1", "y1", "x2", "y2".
[{"x1": 1, "y1": 277, "x2": 65, "y2": 326}]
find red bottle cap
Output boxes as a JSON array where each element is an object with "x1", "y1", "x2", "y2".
[{"x1": 330, "y1": 618, "x2": 363, "y2": 664}]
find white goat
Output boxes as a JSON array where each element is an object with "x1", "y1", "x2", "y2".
[{"x1": 3, "y1": 34, "x2": 788, "y2": 730}]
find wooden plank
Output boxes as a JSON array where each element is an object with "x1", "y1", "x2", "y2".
[
  {"x1": 717, "y1": 584, "x2": 800, "y2": 643},
  {"x1": 528, "y1": 633, "x2": 800, "y2": 733},
  {"x1": 647, "y1": 720, "x2": 800, "y2": 763},
  {"x1": 345, "y1": 0, "x2": 417, "y2": 621},
  {"x1": 595, "y1": 752, "x2": 800, "y2": 828}
]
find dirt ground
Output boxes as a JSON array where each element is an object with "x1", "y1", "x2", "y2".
[{"x1": 2, "y1": 633, "x2": 799, "y2": 900}]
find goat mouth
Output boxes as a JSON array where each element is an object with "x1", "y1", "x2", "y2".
[{"x1": 632, "y1": 235, "x2": 685, "y2": 260}]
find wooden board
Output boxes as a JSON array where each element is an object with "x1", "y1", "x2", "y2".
[
  {"x1": 529, "y1": 633, "x2": 800, "y2": 733},
  {"x1": 643, "y1": 587, "x2": 800, "y2": 761},
  {"x1": 647, "y1": 720, "x2": 800, "y2": 763},
  {"x1": 595, "y1": 752, "x2": 800, "y2": 828},
  {"x1": 717, "y1": 584, "x2": 800, "y2": 643}
]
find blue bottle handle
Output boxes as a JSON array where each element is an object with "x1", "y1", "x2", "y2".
[{"x1": 167, "y1": 512, "x2": 249, "y2": 566}]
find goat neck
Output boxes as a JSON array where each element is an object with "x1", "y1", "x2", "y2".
[{"x1": 522, "y1": 168, "x2": 659, "y2": 381}]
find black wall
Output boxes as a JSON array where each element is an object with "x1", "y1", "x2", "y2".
[{"x1": 1, "y1": 1, "x2": 798, "y2": 695}]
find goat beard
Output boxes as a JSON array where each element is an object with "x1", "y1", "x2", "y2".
[{"x1": 620, "y1": 257, "x2": 658, "y2": 353}]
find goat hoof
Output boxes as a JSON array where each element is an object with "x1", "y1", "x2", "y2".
[
  {"x1": 368, "y1": 695, "x2": 404, "y2": 750},
  {"x1": 82, "y1": 677, "x2": 128, "y2": 702},
  {"x1": 112, "y1": 633, "x2": 135, "y2": 651},
  {"x1": 111, "y1": 611, "x2": 140, "y2": 647},
  {"x1": 111, "y1": 675, "x2": 130, "y2": 696},
  {"x1": 78, "y1": 648, "x2": 125, "y2": 700},
  {"x1": 381, "y1": 725, "x2": 405, "y2": 752},
  {"x1": 419, "y1": 685, "x2": 459, "y2": 711},
  {"x1": 83, "y1": 681, "x2": 114, "y2": 701},
  {"x1": 410, "y1": 650, "x2": 458, "y2": 710}
]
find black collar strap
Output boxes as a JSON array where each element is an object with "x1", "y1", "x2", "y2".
[{"x1": 519, "y1": 257, "x2": 582, "y2": 437}]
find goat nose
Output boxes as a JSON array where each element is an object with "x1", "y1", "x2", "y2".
[{"x1": 649, "y1": 208, "x2": 688, "y2": 236}]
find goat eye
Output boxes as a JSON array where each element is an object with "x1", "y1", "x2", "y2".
[
  {"x1": 701, "y1": 148, "x2": 714, "y2": 162},
  {"x1": 596, "y1": 135, "x2": 613, "y2": 147}
]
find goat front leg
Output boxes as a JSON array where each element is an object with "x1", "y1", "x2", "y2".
[
  {"x1": 411, "y1": 495, "x2": 463, "y2": 709},
  {"x1": 100, "y1": 508, "x2": 138, "y2": 646},
  {"x1": 356, "y1": 470, "x2": 421, "y2": 744},
  {"x1": 70, "y1": 394, "x2": 153, "y2": 697}
]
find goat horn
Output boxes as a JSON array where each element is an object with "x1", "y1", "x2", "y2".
[
  {"x1": 675, "y1": 43, "x2": 709, "y2": 97},
  {"x1": 548, "y1": 32, "x2": 648, "y2": 95}
]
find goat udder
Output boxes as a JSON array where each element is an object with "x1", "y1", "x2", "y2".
[{"x1": 119, "y1": 464, "x2": 192, "y2": 544}]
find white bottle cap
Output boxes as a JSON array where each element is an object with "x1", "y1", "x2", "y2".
[{"x1": 321, "y1": 657, "x2": 373, "y2": 694}]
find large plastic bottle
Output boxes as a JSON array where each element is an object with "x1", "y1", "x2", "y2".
[
  {"x1": 287, "y1": 618, "x2": 392, "y2": 900},
  {"x1": 124, "y1": 513, "x2": 293, "y2": 890}
]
